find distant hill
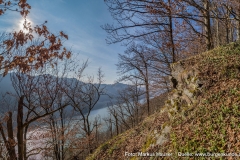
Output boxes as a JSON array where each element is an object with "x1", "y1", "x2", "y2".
[
  {"x1": 0, "y1": 73, "x2": 129, "y2": 111},
  {"x1": 0, "y1": 73, "x2": 14, "y2": 95}
]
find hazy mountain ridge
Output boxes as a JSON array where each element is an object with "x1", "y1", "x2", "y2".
[{"x1": 0, "y1": 73, "x2": 129, "y2": 111}]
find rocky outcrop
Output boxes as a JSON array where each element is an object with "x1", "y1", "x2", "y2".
[
  {"x1": 167, "y1": 61, "x2": 203, "y2": 116},
  {"x1": 152, "y1": 60, "x2": 205, "y2": 150}
]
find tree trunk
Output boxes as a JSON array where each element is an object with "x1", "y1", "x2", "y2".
[
  {"x1": 144, "y1": 61, "x2": 150, "y2": 116},
  {"x1": 51, "y1": 117, "x2": 60, "y2": 160},
  {"x1": 168, "y1": 0, "x2": 176, "y2": 63},
  {"x1": 115, "y1": 115, "x2": 119, "y2": 135},
  {"x1": 226, "y1": 6, "x2": 230, "y2": 44},
  {"x1": 60, "y1": 110, "x2": 64, "y2": 160},
  {"x1": 215, "y1": 6, "x2": 220, "y2": 46},
  {"x1": 145, "y1": 80, "x2": 150, "y2": 116},
  {"x1": 237, "y1": 1, "x2": 240, "y2": 41},
  {"x1": 110, "y1": 117, "x2": 113, "y2": 138},
  {"x1": 17, "y1": 96, "x2": 24, "y2": 160},
  {"x1": 230, "y1": 22, "x2": 233, "y2": 42},
  {"x1": 0, "y1": 116, "x2": 17, "y2": 160},
  {"x1": 203, "y1": 0, "x2": 213, "y2": 50},
  {"x1": 7, "y1": 112, "x2": 17, "y2": 160},
  {"x1": 135, "y1": 84, "x2": 139, "y2": 125},
  {"x1": 23, "y1": 124, "x2": 29, "y2": 160}
]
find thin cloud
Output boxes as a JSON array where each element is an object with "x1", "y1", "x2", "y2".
[{"x1": 0, "y1": 0, "x2": 124, "y2": 84}]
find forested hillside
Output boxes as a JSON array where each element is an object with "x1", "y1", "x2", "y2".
[{"x1": 87, "y1": 41, "x2": 240, "y2": 160}]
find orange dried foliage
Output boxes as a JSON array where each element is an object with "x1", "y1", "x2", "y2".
[{"x1": 0, "y1": 1, "x2": 72, "y2": 76}]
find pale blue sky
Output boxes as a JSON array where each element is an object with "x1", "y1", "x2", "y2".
[{"x1": 0, "y1": 0, "x2": 125, "y2": 84}]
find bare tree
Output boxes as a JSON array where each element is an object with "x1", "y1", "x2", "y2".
[
  {"x1": 106, "y1": 80, "x2": 144, "y2": 136},
  {"x1": 42, "y1": 107, "x2": 79, "y2": 160},
  {"x1": 117, "y1": 44, "x2": 154, "y2": 116},
  {"x1": 103, "y1": 114, "x2": 114, "y2": 138},
  {"x1": 0, "y1": 59, "x2": 71, "y2": 160},
  {"x1": 64, "y1": 64, "x2": 105, "y2": 155}
]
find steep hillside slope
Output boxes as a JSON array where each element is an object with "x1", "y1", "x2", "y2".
[{"x1": 87, "y1": 42, "x2": 240, "y2": 160}]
